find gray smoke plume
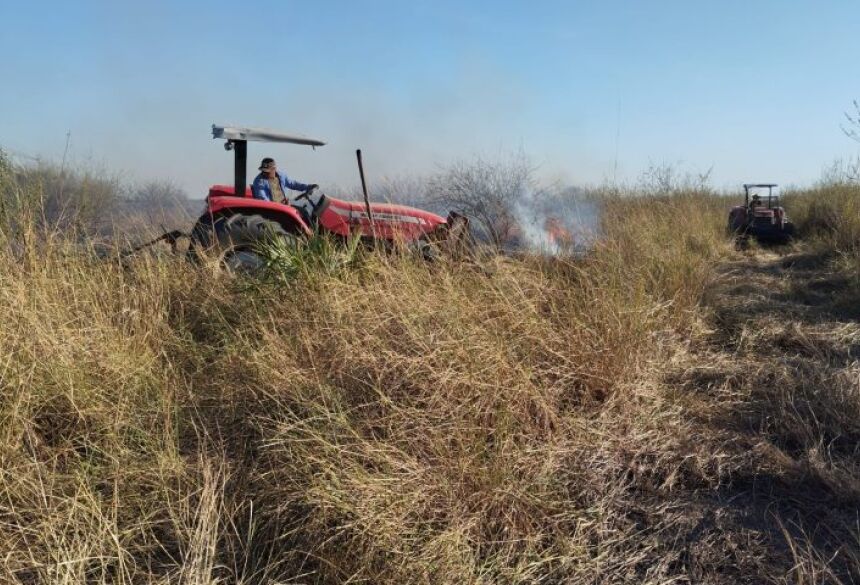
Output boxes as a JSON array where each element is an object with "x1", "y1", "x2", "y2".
[{"x1": 513, "y1": 185, "x2": 602, "y2": 255}]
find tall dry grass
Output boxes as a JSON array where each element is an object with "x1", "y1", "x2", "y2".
[
  {"x1": 784, "y1": 182, "x2": 860, "y2": 306},
  {"x1": 1, "y1": 158, "x2": 858, "y2": 583},
  {"x1": 785, "y1": 183, "x2": 860, "y2": 254}
]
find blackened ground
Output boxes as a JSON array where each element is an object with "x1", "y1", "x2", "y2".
[{"x1": 655, "y1": 246, "x2": 860, "y2": 583}]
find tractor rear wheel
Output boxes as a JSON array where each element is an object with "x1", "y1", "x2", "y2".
[{"x1": 190, "y1": 213, "x2": 300, "y2": 273}]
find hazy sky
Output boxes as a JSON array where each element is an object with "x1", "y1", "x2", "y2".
[{"x1": 2, "y1": 0, "x2": 860, "y2": 195}]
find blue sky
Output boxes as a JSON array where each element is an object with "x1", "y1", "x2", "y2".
[{"x1": 2, "y1": 0, "x2": 859, "y2": 195}]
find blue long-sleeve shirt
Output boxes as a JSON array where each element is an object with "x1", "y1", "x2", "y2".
[{"x1": 251, "y1": 171, "x2": 310, "y2": 202}]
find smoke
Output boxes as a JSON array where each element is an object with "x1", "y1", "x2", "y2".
[
  {"x1": 513, "y1": 186, "x2": 602, "y2": 255},
  {"x1": 321, "y1": 153, "x2": 604, "y2": 256}
]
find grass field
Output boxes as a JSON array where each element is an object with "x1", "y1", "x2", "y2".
[{"x1": 1, "y1": 156, "x2": 859, "y2": 583}]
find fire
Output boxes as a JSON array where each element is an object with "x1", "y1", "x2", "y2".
[{"x1": 544, "y1": 217, "x2": 574, "y2": 248}]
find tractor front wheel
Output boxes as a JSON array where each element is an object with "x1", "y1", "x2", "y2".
[{"x1": 190, "y1": 213, "x2": 301, "y2": 273}]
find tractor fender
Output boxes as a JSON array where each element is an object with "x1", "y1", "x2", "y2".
[{"x1": 206, "y1": 196, "x2": 312, "y2": 236}]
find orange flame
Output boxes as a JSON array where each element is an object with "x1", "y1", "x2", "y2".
[{"x1": 544, "y1": 217, "x2": 574, "y2": 248}]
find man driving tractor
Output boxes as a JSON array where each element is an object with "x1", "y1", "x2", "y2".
[
  {"x1": 749, "y1": 193, "x2": 762, "y2": 209},
  {"x1": 126, "y1": 124, "x2": 473, "y2": 270},
  {"x1": 251, "y1": 157, "x2": 317, "y2": 203}
]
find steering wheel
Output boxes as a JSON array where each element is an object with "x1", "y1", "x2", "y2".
[
  {"x1": 292, "y1": 185, "x2": 322, "y2": 224},
  {"x1": 294, "y1": 185, "x2": 318, "y2": 202}
]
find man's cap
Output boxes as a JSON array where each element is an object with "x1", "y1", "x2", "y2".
[{"x1": 259, "y1": 157, "x2": 276, "y2": 171}]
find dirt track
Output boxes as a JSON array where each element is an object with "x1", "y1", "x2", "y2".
[{"x1": 663, "y1": 247, "x2": 860, "y2": 582}]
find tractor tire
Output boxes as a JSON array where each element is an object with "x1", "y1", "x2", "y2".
[{"x1": 189, "y1": 213, "x2": 300, "y2": 273}]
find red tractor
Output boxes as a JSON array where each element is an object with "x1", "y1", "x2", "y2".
[
  {"x1": 727, "y1": 183, "x2": 795, "y2": 245},
  {"x1": 155, "y1": 125, "x2": 470, "y2": 270}
]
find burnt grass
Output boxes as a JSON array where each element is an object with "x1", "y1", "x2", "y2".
[{"x1": 657, "y1": 247, "x2": 860, "y2": 583}]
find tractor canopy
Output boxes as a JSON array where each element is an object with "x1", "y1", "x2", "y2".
[
  {"x1": 212, "y1": 125, "x2": 326, "y2": 147},
  {"x1": 212, "y1": 124, "x2": 326, "y2": 198}
]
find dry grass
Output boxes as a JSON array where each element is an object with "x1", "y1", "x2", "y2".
[
  {"x1": 784, "y1": 183, "x2": 860, "y2": 311},
  {"x1": 785, "y1": 183, "x2": 860, "y2": 254},
  {"x1": 1, "y1": 166, "x2": 859, "y2": 584}
]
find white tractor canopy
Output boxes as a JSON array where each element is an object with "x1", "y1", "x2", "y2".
[
  {"x1": 212, "y1": 124, "x2": 326, "y2": 147},
  {"x1": 743, "y1": 183, "x2": 778, "y2": 190},
  {"x1": 743, "y1": 184, "x2": 779, "y2": 197}
]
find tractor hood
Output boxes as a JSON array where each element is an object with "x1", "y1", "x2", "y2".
[{"x1": 317, "y1": 196, "x2": 446, "y2": 241}]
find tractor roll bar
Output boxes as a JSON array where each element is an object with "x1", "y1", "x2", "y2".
[{"x1": 743, "y1": 183, "x2": 778, "y2": 207}]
